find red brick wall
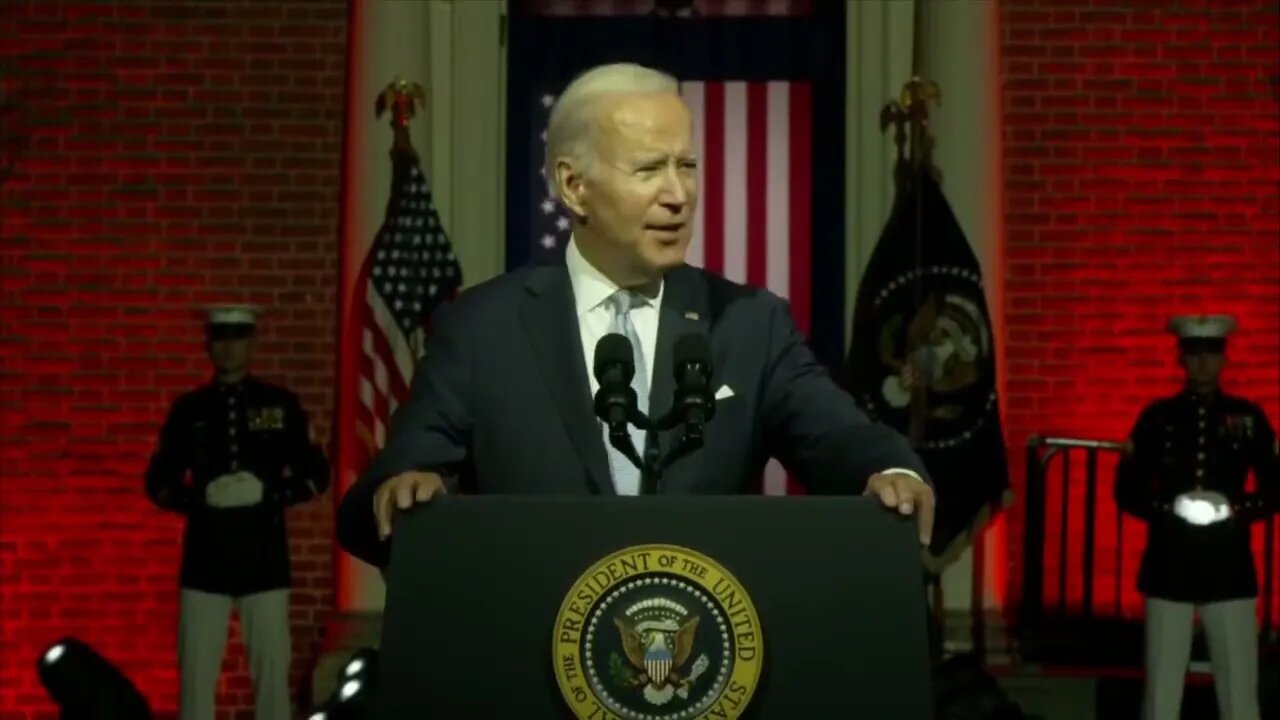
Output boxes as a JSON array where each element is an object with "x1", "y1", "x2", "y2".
[
  {"x1": 1, "y1": 1, "x2": 347, "y2": 716},
  {"x1": 1002, "y1": 0, "x2": 1280, "y2": 620},
  {"x1": 4, "y1": 1, "x2": 1279, "y2": 713}
]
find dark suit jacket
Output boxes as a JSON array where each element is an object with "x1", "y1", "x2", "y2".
[{"x1": 337, "y1": 260, "x2": 928, "y2": 567}]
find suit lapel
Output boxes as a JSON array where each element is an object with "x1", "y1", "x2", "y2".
[
  {"x1": 520, "y1": 265, "x2": 615, "y2": 495},
  {"x1": 649, "y1": 265, "x2": 711, "y2": 493}
]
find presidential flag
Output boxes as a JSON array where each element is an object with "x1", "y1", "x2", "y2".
[
  {"x1": 350, "y1": 151, "x2": 462, "y2": 474},
  {"x1": 508, "y1": 0, "x2": 845, "y2": 495},
  {"x1": 845, "y1": 164, "x2": 1012, "y2": 570}
]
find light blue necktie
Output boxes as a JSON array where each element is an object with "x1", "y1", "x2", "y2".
[{"x1": 604, "y1": 290, "x2": 649, "y2": 495}]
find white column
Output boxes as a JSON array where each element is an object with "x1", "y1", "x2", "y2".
[
  {"x1": 844, "y1": 0, "x2": 917, "y2": 343},
  {"x1": 336, "y1": 0, "x2": 432, "y2": 615},
  {"x1": 916, "y1": 0, "x2": 1006, "y2": 617},
  {"x1": 336, "y1": 0, "x2": 508, "y2": 619}
]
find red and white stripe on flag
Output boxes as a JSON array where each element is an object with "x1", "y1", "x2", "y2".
[
  {"x1": 680, "y1": 80, "x2": 812, "y2": 496},
  {"x1": 353, "y1": 268, "x2": 415, "y2": 471}
]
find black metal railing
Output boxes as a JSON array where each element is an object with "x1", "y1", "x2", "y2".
[{"x1": 1018, "y1": 435, "x2": 1277, "y2": 665}]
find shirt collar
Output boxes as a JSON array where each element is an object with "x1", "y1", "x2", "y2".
[{"x1": 565, "y1": 236, "x2": 663, "y2": 317}]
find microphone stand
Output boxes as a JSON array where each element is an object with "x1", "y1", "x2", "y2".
[{"x1": 597, "y1": 389, "x2": 714, "y2": 495}]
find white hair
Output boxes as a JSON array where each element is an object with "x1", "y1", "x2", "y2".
[{"x1": 543, "y1": 63, "x2": 679, "y2": 198}]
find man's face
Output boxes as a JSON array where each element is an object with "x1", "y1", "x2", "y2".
[
  {"x1": 561, "y1": 91, "x2": 698, "y2": 284},
  {"x1": 1180, "y1": 350, "x2": 1225, "y2": 389},
  {"x1": 208, "y1": 337, "x2": 252, "y2": 375}
]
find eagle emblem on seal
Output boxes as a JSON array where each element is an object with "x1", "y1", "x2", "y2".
[{"x1": 610, "y1": 599, "x2": 710, "y2": 706}]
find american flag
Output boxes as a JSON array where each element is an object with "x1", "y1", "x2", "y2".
[
  {"x1": 352, "y1": 153, "x2": 462, "y2": 467},
  {"x1": 531, "y1": 81, "x2": 812, "y2": 496},
  {"x1": 532, "y1": 92, "x2": 575, "y2": 255}
]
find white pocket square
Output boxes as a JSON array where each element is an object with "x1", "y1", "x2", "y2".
[{"x1": 714, "y1": 385, "x2": 735, "y2": 400}]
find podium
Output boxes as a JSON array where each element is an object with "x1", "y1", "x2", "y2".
[{"x1": 374, "y1": 495, "x2": 933, "y2": 718}]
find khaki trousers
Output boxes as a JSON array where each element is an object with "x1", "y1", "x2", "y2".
[
  {"x1": 178, "y1": 588, "x2": 292, "y2": 720},
  {"x1": 1143, "y1": 596, "x2": 1259, "y2": 720}
]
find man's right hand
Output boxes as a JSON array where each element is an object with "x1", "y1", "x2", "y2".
[{"x1": 374, "y1": 471, "x2": 446, "y2": 540}]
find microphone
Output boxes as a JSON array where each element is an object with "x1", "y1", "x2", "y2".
[
  {"x1": 646, "y1": 333, "x2": 715, "y2": 479},
  {"x1": 672, "y1": 333, "x2": 715, "y2": 432},
  {"x1": 592, "y1": 333, "x2": 636, "y2": 427},
  {"x1": 593, "y1": 334, "x2": 650, "y2": 482}
]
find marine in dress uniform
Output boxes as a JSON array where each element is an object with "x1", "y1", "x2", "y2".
[
  {"x1": 1115, "y1": 314, "x2": 1279, "y2": 720},
  {"x1": 144, "y1": 305, "x2": 330, "y2": 720}
]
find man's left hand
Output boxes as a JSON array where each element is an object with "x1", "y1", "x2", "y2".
[{"x1": 865, "y1": 472, "x2": 935, "y2": 546}]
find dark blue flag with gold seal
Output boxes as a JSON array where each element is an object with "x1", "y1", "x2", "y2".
[{"x1": 845, "y1": 154, "x2": 1012, "y2": 573}]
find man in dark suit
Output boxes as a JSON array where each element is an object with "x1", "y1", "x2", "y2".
[
  {"x1": 1116, "y1": 314, "x2": 1278, "y2": 720},
  {"x1": 337, "y1": 62, "x2": 934, "y2": 569}
]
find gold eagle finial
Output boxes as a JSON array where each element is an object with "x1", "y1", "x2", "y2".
[{"x1": 375, "y1": 77, "x2": 427, "y2": 129}]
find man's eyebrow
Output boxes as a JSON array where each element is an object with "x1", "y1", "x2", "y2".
[
  {"x1": 630, "y1": 155, "x2": 667, "y2": 168},
  {"x1": 631, "y1": 153, "x2": 699, "y2": 166}
]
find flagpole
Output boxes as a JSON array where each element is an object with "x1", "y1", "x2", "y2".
[
  {"x1": 880, "y1": 72, "x2": 940, "y2": 444},
  {"x1": 330, "y1": 4, "x2": 435, "y2": 691},
  {"x1": 909, "y1": 0, "x2": 925, "y2": 316},
  {"x1": 882, "y1": 0, "x2": 944, "y2": 660}
]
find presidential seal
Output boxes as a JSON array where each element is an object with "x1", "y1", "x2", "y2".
[
  {"x1": 552, "y1": 544, "x2": 763, "y2": 720},
  {"x1": 862, "y1": 266, "x2": 998, "y2": 451}
]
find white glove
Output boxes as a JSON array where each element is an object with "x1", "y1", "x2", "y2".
[
  {"x1": 205, "y1": 473, "x2": 241, "y2": 508},
  {"x1": 1173, "y1": 490, "x2": 1232, "y2": 526},
  {"x1": 225, "y1": 471, "x2": 264, "y2": 507},
  {"x1": 206, "y1": 472, "x2": 264, "y2": 508}
]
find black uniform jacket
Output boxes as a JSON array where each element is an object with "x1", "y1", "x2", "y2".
[
  {"x1": 145, "y1": 375, "x2": 330, "y2": 596},
  {"x1": 1115, "y1": 388, "x2": 1279, "y2": 603}
]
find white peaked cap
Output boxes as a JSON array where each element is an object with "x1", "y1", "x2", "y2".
[
  {"x1": 202, "y1": 304, "x2": 262, "y2": 326},
  {"x1": 1166, "y1": 314, "x2": 1236, "y2": 339}
]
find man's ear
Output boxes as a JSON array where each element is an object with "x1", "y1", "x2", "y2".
[{"x1": 556, "y1": 158, "x2": 588, "y2": 219}]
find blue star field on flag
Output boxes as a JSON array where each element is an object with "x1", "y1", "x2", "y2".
[
  {"x1": 369, "y1": 155, "x2": 462, "y2": 336},
  {"x1": 531, "y1": 90, "x2": 574, "y2": 262}
]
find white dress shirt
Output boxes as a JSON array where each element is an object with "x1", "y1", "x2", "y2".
[
  {"x1": 565, "y1": 238, "x2": 662, "y2": 405},
  {"x1": 563, "y1": 237, "x2": 922, "y2": 492}
]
